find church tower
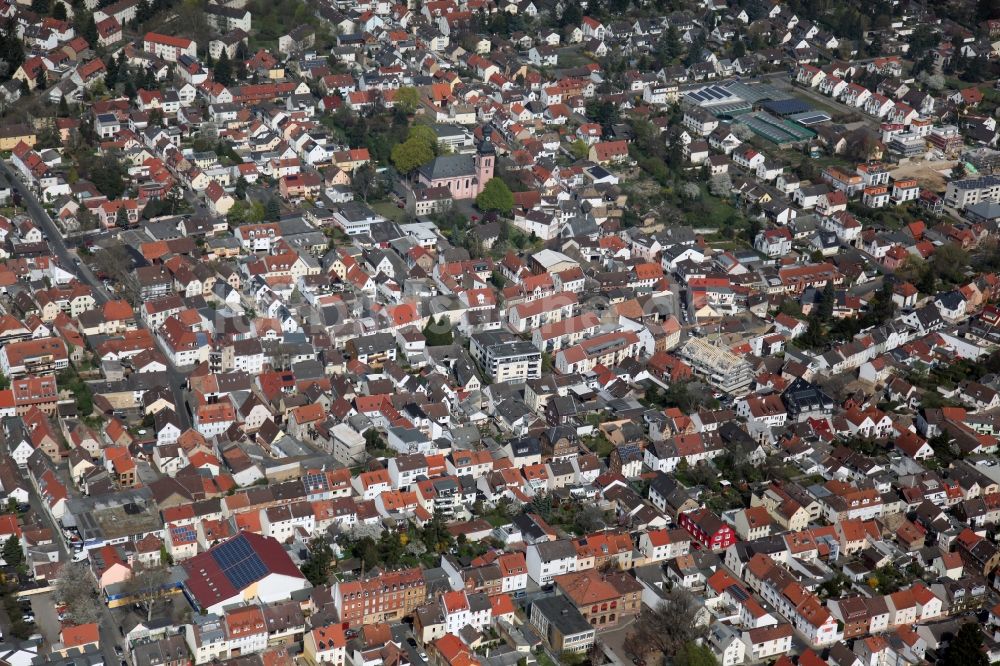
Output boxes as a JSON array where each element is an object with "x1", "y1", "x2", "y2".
[{"x1": 474, "y1": 137, "x2": 495, "y2": 195}]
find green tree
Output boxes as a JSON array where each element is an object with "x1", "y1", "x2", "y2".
[
  {"x1": 0, "y1": 28, "x2": 25, "y2": 77},
  {"x1": 105, "y1": 53, "x2": 121, "y2": 89},
  {"x1": 662, "y1": 24, "x2": 682, "y2": 60},
  {"x1": 364, "y1": 428, "x2": 385, "y2": 452},
  {"x1": 394, "y1": 86, "x2": 420, "y2": 114},
  {"x1": 818, "y1": 281, "x2": 835, "y2": 322},
  {"x1": 77, "y1": 12, "x2": 97, "y2": 45},
  {"x1": 797, "y1": 314, "x2": 827, "y2": 350},
  {"x1": 35, "y1": 68, "x2": 46, "y2": 91},
  {"x1": 586, "y1": 98, "x2": 619, "y2": 130},
  {"x1": 559, "y1": 0, "x2": 581, "y2": 26},
  {"x1": 214, "y1": 49, "x2": 232, "y2": 86},
  {"x1": 422, "y1": 316, "x2": 454, "y2": 346},
  {"x1": 301, "y1": 536, "x2": 334, "y2": 586},
  {"x1": 979, "y1": 0, "x2": 1000, "y2": 22},
  {"x1": 90, "y1": 155, "x2": 127, "y2": 199},
  {"x1": 930, "y1": 243, "x2": 970, "y2": 285},
  {"x1": 419, "y1": 513, "x2": 454, "y2": 554},
  {"x1": 115, "y1": 205, "x2": 129, "y2": 228},
  {"x1": 2, "y1": 535, "x2": 23, "y2": 566},
  {"x1": 918, "y1": 265, "x2": 936, "y2": 295},
  {"x1": 568, "y1": 139, "x2": 589, "y2": 160},
  {"x1": 391, "y1": 136, "x2": 434, "y2": 174},
  {"x1": 31, "y1": 0, "x2": 49, "y2": 14},
  {"x1": 51, "y1": 1, "x2": 66, "y2": 19},
  {"x1": 265, "y1": 197, "x2": 281, "y2": 221},
  {"x1": 227, "y1": 200, "x2": 264, "y2": 225},
  {"x1": 476, "y1": 177, "x2": 514, "y2": 214},
  {"x1": 135, "y1": 0, "x2": 152, "y2": 23},
  {"x1": 943, "y1": 623, "x2": 988, "y2": 666},
  {"x1": 407, "y1": 123, "x2": 438, "y2": 152},
  {"x1": 233, "y1": 175, "x2": 248, "y2": 199}
]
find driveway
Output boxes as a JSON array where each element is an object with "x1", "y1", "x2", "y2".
[{"x1": 598, "y1": 615, "x2": 639, "y2": 664}]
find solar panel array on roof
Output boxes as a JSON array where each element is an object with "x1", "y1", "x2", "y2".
[
  {"x1": 304, "y1": 470, "x2": 326, "y2": 489},
  {"x1": 761, "y1": 98, "x2": 811, "y2": 116},
  {"x1": 171, "y1": 524, "x2": 197, "y2": 543},
  {"x1": 789, "y1": 111, "x2": 832, "y2": 126},
  {"x1": 211, "y1": 534, "x2": 269, "y2": 589},
  {"x1": 685, "y1": 84, "x2": 738, "y2": 106}
]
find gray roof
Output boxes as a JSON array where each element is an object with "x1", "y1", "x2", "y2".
[
  {"x1": 966, "y1": 201, "x2": 1000, "y2": 220},
  {"x1": 418, "y1": 154, "x2": 476, "y2": 180},
  {"x1": 533, "y1": 538, "x2": 576, "y2": 561},
  {"x1": 532, "y1": 594, "x2": 593, "y2": 635}
]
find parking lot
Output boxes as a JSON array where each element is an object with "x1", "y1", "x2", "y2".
[{"x1": 30, "y1": 592, "x2": 60, "y2": 649}]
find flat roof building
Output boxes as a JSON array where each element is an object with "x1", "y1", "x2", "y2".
[
  {"x1": 530, "y1": 594, "x2": 596, "y2": 654},
  {"x1": 680, "y1": 337, "x2": 754, "y2": 395}
]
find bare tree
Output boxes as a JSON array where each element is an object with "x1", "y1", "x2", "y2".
[
  {"x1": 124, "y1": 563, "x2": 171, "y2": 622},
  {"x1": 55, "y1": 562, "x2": 103, "y2": 625},
  {"x1": 628, "y1": 588, "x2": 707, "y2": 661},
  {"x1": 351, "y1": 163, "x2": 379, "y2": 202},
  {"x1": 90, "y1": 243, "x2": 128, "y2": 274},
  {"x1": 917, "y1": 70, "x2": 945, "y2": 91},
  {"x1": 345, "y1": 522, "x2": 382, "y2": 542},
  {"x1": 732, "y1": 124, "x2": 755, "y2": 141},
  {"x1": 680, "y1": 183, "x2": 701, "y2": 200},
  {"x1": 709, "y1": 173, "x2": 733, "y2": 197}
]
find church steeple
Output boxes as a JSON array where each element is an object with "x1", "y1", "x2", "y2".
[{"x1": 475, "y1": 136, "x2": 495, "y2": 194}]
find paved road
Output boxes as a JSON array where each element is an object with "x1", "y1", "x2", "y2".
[
  {"x1": 24, "y1": 483, "x2": 123, "y2": 665},
  {"x1": 1, "y1": 161, "x2": 191, "y2": 430},
  {"x1": 389, "y1": 623, "x2": 427, "y2": 666},
  {"x1": 0, "y1": 163, "x2": 111, "y2": 306},
  {"x1": 598, "y1": 615, "x2": 636, "y2": 665}
]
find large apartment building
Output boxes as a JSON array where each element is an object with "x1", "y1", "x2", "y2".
[
  {"x1": 333, "y1": 568, "x2": 427, "y2": 626},
  {"x1": 143, "y1": 32, "x2": 197, "y2": 62},
  {"x1": 945, "y1": 175, "x2": 1000, "y2": 209},
  {"x1": 679, "y1": 337, "x2": 754, "y2": 396},
  {"x1": 470, "y1": 331, "x2": 542, "y2": 384}
]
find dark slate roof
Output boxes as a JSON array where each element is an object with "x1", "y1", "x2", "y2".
[{"x1": 417, "y1": 154, "x2": 475, "y2": 180}]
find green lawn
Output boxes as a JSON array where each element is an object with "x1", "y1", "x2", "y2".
[
  {"x1": 556, "y1": 47, "x2": 592, "y2": 69},
  {"x1": 695, "y1": 183, "x2": 737, "y2": 226},
  {"x1": 371, "y1": 200, "x2": 407, "y2": 222},
  {"x1": 536, "y1": 653, "x2": 558, "y2": 666},
  {"x1": 584, "y1": 435, "x2": 615, "y2": 458}
]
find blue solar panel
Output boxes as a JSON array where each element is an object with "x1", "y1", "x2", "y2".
[
  {"x1": 211, "y1": 535, "x2": 269, "y2": 589},
  {"x1": 305, "y1": 471, "x2": 326, "y2": 489},
  {"x1": 761, "y1": 98, "x2": 811, "y2": 116},
  {"x1": 789, "y1": 112, "x2": 832, "y2": 126},
  {"x1": 227, "y1": 558, "x2": 268, "y2": 588},
  {"x1": 213, "y1": 535, "x2": 252, "y2": 565},
  {"x1": 171, "y1": 524, "x2": 197, "y2": 542}
]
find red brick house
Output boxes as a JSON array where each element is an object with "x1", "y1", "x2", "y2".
[{"x1": 678, "y1": 507, "x2": 736, "y2": 552}]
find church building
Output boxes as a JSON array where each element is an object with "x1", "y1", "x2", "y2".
[{"x1": 415, "y1": 138, "x2": 495, "y2": 200}]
